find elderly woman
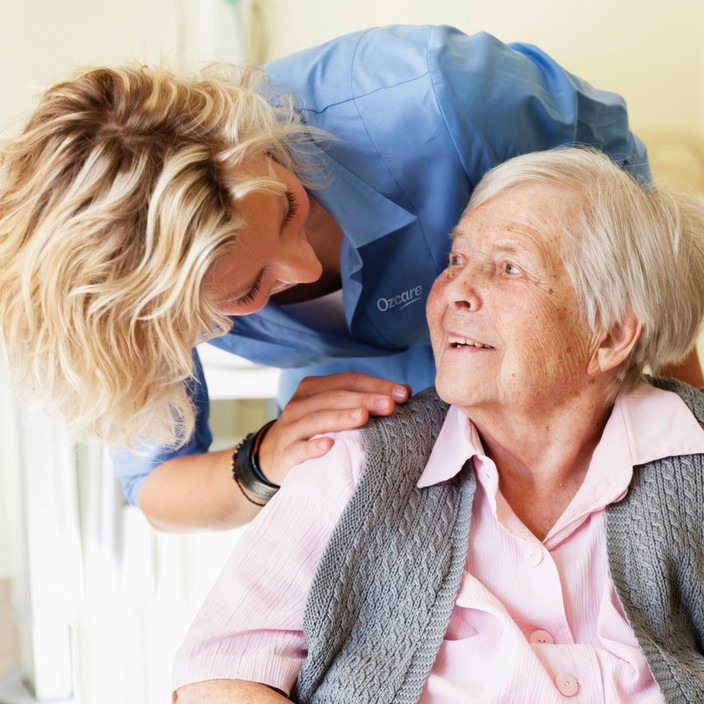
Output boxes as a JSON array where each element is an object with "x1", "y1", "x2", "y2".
[
  {"x1": 1, "y1": 25, "x2": 673, "y2": 533},
  {"x1": 172, "y1": 148, "x2": 704, "y2": 703}
]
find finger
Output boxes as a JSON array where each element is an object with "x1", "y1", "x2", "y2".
[
  {"x1": 298, "y1": 436, "x2": 336, "y2": 463},
  {"x1": 267, "y1": 435, "x2": 336, "y2": 477},
  {"x1": 281, "y1": 389, "x2": 404, "y2": 424},
  {"x1": 257, "y1": 412, "x2": 354, "y2": 480},
  {"x1": 275, "y1": 408, "x2": 372, "y2": 453},
  {"x1": 293, "y1": 372, "x2": 410, "y2": 402}
]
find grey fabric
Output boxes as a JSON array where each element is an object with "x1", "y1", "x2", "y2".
[
  {"x1": 607, "y1": 377, "x2": 704, "y2": 704},
  {"x1": 294, "y1": 387, "x2": 473, "y2": 704},
  {"x1": 295, "y1": 380, "x2": 704, "y2": 704}
]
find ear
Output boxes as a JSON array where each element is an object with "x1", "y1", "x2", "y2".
[{"x1": 587, "y1": 306, "x2": 643, "y2": 376}]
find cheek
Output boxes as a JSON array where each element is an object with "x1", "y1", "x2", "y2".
[
  {"x1": 426, "y1": 279, "x2": 447, "y2": 337},
  {"x1": 521, "y1": 295, "x2": 592, "y2": 382}
]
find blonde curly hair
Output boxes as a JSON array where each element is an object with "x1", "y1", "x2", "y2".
[{"x1": 0, "y1": 63, "x2": 323, "y2": 449}]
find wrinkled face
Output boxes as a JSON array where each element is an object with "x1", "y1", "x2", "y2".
[
  {"x1": 204, "y1": 158, "x2": 322, "y2": 315},
  {"x1": 427, "y1": 185, "x2": 599, "y2": 416}
]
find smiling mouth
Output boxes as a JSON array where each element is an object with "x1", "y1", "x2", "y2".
[{"x1": 447, "y1": 334, "x2": 493, "y2": 349}]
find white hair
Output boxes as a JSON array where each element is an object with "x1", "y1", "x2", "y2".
[{"x1": 468, "y1": 147, "x2": 704, "y2": 392}]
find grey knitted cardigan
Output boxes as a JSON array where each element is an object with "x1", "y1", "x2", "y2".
[{"x1": 293, "y1": 379, "x2": 704, "y2": 704}]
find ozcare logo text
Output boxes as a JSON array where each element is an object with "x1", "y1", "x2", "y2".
[{"x1": 376, "y1": 285, "x2": 424, "y2": 312}]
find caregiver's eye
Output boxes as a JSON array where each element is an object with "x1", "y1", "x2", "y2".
[
  {"x1": 235, "y1": 270, "x2": 264, "y2": 305},
  {"x1": 282, "y1": 191, "x2": 299, "y2": 227}
]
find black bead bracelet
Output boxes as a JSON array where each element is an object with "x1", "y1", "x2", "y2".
[{"x1": 231, "y1": 421, "x2": 279, "y2": 505}]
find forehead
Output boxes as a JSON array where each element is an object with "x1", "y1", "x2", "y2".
[{"x1": 453, "y1": 185, "x2": 572, "y2": 258}]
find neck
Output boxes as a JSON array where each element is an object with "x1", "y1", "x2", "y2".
[
  {"x1": 471, "y1": 387, "x2": 613, "y2": 540},
  {"x1": 271, "y1": 194, "x2": 343, "y2": 305}
]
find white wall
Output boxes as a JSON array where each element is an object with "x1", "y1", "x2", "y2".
[{"x1": 0, "y1": 0, "x2": 176, "y2": 127}]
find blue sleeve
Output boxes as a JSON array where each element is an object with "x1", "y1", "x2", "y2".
[
  {"x1": 422, "y1": 26, "x2": 650, "y2": 183},
  {"x1": 110, "y1": 348, "x2": 213, "y2": 506}
]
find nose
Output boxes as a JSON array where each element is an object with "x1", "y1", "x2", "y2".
[
  {"x1": 444, "y1": 268, "x2": 482, "y2": 312},
  {"x1": 274, "y1": 235, "x2": 322, "y2": 285}
]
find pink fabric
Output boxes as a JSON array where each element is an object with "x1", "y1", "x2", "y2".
[{"x1": 173, "y1": 384, "x2": 704, "y2": 702}]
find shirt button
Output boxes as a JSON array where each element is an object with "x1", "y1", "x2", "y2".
[
  {"x1": 555, "y1": 672, "x2": 579, "y2": 697},
  {"x1": 529, "y1": 629, "x2": 554, "y2": 645},
  {"x1": 526, "y1": 547, "x2": 544, "y2": 566}
]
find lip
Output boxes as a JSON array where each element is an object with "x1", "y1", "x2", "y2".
[{"x1": 445, "y1": 332, "x2": 494, "y2": 350}]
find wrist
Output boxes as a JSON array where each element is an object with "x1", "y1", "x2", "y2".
[{"x1": 231, "y1": 421, "x2": 279, "y2": 506}]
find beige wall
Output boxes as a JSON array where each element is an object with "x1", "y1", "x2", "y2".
[
  {"x1": 0, "y1": 0, "x2": 251, "y2": 130},
  {"x1": 1, "y1": 0, "x2": 175, "y2": 125}
]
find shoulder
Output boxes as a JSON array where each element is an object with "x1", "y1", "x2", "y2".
[
  {"x1": 283, "y1": 428, "x2": 366, "y2": 499},
  {"x1": 649, "y1": 376, "x2": 704, "y2": 426},
  {"x1": 264, "y1": 25, "x2": 497, "y2": 110},
  {"x1": 362, "y1": 387, "x2": 449, "y2": 461},
  {"x1": 613, "y1": 379, "x2": 704, "y2": 528}
]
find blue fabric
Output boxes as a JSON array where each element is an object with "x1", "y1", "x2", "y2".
[{"x1": 112, "y1": 24, "x2": 650, "y2": 505}]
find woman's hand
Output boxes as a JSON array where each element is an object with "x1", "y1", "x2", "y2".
[
  {"x1": 140, "y1": 373, "x2": 409, "y2": 532},
  {"x1": 258, "y1": 372, "x2": 410, "y2": 484}
]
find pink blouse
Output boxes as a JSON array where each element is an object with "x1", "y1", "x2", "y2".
[{"x1": 173, "y1": 383, "x2": 704, "y2": 703}]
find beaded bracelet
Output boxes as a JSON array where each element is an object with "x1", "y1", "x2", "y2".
[{"x1": 231, "y1": 420, "x2": 279, "y2": 506}]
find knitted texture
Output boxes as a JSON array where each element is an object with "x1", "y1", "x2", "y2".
[
  {"x1": 294, "y1": 387, "x2": 476, "y2": 704},
  {"x1": 607, "y1": 377, "x2": 704, "y2": 704},
  {"x1": 295, "y1": 380, "x2": 704, "y2": 703}
]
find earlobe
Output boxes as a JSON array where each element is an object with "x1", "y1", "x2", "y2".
[{"x1": 587, "y1": 308, "x2": 643, "y2": 376}]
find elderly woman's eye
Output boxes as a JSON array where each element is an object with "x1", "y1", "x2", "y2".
[
  {"x1": 504, "y1": 262, "x2": 522, "y2": 275},
  {"x1": 448, "y1": 253, "x2": 465, "y2": 267}
]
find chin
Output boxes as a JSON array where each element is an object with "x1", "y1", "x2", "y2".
[{"x1": 434, "y1": 372, "x2": 467, "y2": 407}]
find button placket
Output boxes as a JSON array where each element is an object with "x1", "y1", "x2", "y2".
[
  {"x1": 526, "y1": 546, "x2": 544, "y2": 567},
  {"x1": 554, "y1": 672, "x2": 580, "y2": 697}
]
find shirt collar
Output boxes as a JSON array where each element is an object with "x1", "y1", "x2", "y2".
[
  {"x1": 419, "y1": 384, "x2": 704, "y2": 546},
  {"x1": 417, "y1": 405, "x2": 485, "y2": 488},
  {"x1": 546, "y1": 382, "x2": 704, "y2": 544},
  {"x1": 612, "y1": 382, "x2": 704, "y2": 465},
  {"x1": 585, "y1": 382, "x2": 704, "y2": 508},
  {"x1": 302, "y1": 144, "x2": 416, "y2": 248}
]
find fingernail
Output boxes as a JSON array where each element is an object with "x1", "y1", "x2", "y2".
[
  {"x1": 350, "y1": 408, "x2": 364, "y2": 421},
  {"x1": 392, "y1": 386, "x2": 408, "y2": 401},
  {"x1": 375, "y1": 396, "x2": 392, "y2": 412}
]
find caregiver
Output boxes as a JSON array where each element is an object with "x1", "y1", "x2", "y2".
[{"x1": 0, "y1": 25, "x2": 681, "y2": 531}]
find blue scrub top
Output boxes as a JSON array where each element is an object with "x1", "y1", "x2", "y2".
[{"x1": 112, "y1": 24, "x2": 650, "y2": 505}]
